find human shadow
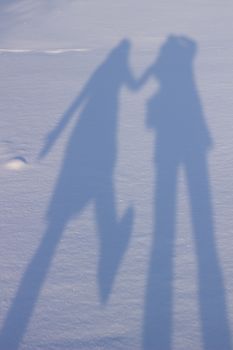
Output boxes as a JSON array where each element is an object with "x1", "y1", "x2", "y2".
[
  {"x1": 143, "y1": 36, "x2": 232, "y2": 350},
  {"x1": 0, "y1": 39, "x2": 147, "y2": 350}
]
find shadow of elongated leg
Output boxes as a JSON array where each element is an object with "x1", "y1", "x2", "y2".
[
  {"x1": 0, "y1": 219, "x2": 66, "y2": 350},
  {"x1": 143, "y1": 161, "x2": 177, "y2": 350},
  {"x1": 186, "y1": 155, "x2": 232, "y2": 350},
  {"x1": 96, "y1": 179, "x2": 134, "y2": 304}
]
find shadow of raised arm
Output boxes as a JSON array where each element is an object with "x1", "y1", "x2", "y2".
[{"x1": 38, "y1": 82, "x2": 90, "y2": 160}]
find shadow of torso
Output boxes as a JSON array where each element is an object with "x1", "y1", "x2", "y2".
[{"x1": 147, "y1": 69, "x2": 212, "y2": 164}]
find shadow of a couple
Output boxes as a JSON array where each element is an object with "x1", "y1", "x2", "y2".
[{"x1": 0, "y1": 36, "x2": 231, "y2": 350}]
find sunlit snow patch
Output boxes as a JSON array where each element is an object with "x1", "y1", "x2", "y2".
[{"x1": 4, "y1": 156, "x2": 28, "y2": 170}]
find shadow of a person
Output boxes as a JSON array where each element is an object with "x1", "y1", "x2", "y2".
[
  {"x1": 143, "y1": 35, "x2": 232, "y2": 350},
  {"x1": 0, "y1": 39, "x2": 147, "y2": 350}
]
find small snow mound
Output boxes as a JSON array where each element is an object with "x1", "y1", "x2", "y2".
[{"x1": 4, "y1": 156, "x2": 28, "y2": 170}]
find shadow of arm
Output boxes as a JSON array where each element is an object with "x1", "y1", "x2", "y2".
[
  {"x1": 126, "y1": 65, "x2": 154, "y2": 91},
  {"x1": 38, "y1": 84, "x2": 89, "y2": 159}
]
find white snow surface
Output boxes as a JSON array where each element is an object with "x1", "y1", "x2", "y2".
[{"x1": 1, "y1": 1, "x2": 233, "y2": 349}]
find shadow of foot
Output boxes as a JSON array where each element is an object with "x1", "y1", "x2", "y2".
[{"x1": 98, "y1": 207, "x2": 134, "y2": 304}]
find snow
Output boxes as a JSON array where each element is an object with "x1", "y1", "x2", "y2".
[{"x1": 0, "y1": 1, "x2": 233, "y2": 349}]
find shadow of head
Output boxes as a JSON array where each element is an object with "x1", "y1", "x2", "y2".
[{"x1": 153, "y1": 35, "x2": 197, "y2": 81}]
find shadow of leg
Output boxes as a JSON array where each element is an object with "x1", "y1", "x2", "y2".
[
  {"x1": 0, "y1": 219, "x2": 66, "y2": 350},
  {"x1": 95, "y1": 179, "x2": 134, "y2": 304},
  {"x1": 186, "y1": 155, "x2": 232, "y2": 350},
  {"x1": 143, "y1": 161, "x2": 177, "y2": 350}
]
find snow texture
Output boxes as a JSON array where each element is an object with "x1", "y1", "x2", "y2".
[{"x1": 0, "y1": 1, "x2": 233, "y2": 349}]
